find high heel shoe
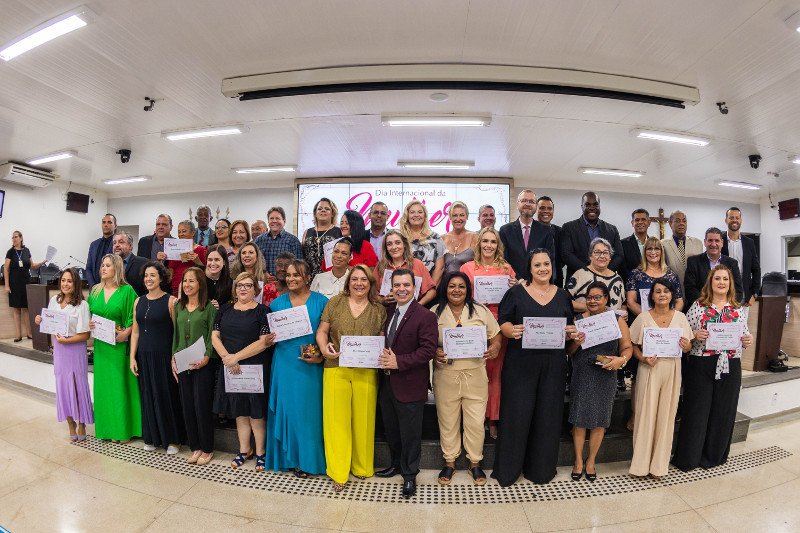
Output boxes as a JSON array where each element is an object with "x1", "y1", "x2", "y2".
[
  {"x1": 585, "y1": 469, "x2": 597, "y2": 482},
  {"x1": 571, "y1": 466, "x2": 583, "y2": 481}
]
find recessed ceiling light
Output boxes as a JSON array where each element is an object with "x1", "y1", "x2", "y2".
[
  {"x1": 632, "y1": 129, "x2": 710, "y2": 146},
  {"x1": 398, "y1": 160, "x2": 475, "y2": 170},
  {"x1": 26, "y1": 150, "x2": 77, "y2": 165},
  {"x1": 104, "y1": 176, "x2": 151, "y2": 185},
  {"x1": 579, "y1": 167, "x2": 644, "y2": 178},
  {"x1": 162, "y1": 124, "x2": 247, "y2": 140},
  {"x1": 233, "y1": 165, "x2": 297, "y2": 173},
  {"x1": 718, "y1": 181, "x2": 761, "y2": 190},
  {"x1": 382, "y1": 114, "x2": 491, "y2": 127},
  {"x1": 785, "y1": 11, "x2": 800, "y2": 32},
  {"x1": 429, "y1": 92, "x2": 449, "y2": 102},
  {"x1": 0, "y1": 5, "x2": 97, "y2": 62}
]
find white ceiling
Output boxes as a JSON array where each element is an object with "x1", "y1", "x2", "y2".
[{"x1": 1, "y1": 0, "x2": 800, "y2": 200}]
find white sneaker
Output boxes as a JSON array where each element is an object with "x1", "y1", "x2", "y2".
[
  {"x1": 167, "y1": 445, "x2": 180, "y2": 455},
  {"x1": 143, "y1": 444, "x2": 156, "y2": 452}
]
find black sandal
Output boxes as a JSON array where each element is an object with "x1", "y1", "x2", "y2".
[
  {"x1": 292, "y1": 468, "x2": 309, "y2": 479},
  {"x1": 468, "y1": 466, "x2": 487, "y2": 485},
  {"x1": 437, "y1": 466, "x2": 455, "y2": 485}
]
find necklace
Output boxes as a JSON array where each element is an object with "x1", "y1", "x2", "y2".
[
  {"x1": 452, "y1": 232, "x2": 468, "y2": 255},
  {"x1": 448, "y1": 304, "x2": 464, "y2": 325},
  {"x1": 530, "y1": 284, "x2": 551, "y2": 299},
  {"x1": 143, "y1": 298, "x2": 153, "y2": 333}
]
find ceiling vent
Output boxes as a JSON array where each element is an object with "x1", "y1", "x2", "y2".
[{"x1": 0, "y1": 162, "x2": 59, "y2": 188}]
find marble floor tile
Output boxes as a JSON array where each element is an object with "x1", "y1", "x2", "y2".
[
  {"x1": 696, "y1": 478, "x2": 800, "y2": 532},
  {"x1": 0, "y1": 415, "x2": 95, "y2": 467},
  {"x1": 0, "y1": 439, "x2": 54, "y2": 499},
  {"x1": 571, "y1": 509, "x2": 716, "y2": 533}
]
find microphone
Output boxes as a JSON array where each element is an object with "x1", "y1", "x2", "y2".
[{"x1": 69, "y1": 255, "x2": 87, "y2": 266}]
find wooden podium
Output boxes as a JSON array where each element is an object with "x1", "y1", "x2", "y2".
[{"x1": 752, "y1": 295, "x2": 787, "y2": 371}]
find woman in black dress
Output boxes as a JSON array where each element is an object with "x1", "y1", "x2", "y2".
[
  {"x1": 212, "y1": 271, "x2": 276, "y2": 472},
  {"x1": 493, "y1": 249, "x2": 580, "y2": 486},
  {"x1": 129, "y1": 261, "x2": 186, "y2": 453},
  {"x1": 4, "y1": 231, "x2": 44, "y2": 341}
]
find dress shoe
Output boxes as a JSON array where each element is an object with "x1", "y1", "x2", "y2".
[
  {"x1": 375, "y1": 466, "x2": 401, "y2": 478},
  {"x1": 616, "y1": 375, "x2": 627, "y2": 391},
  {"x1": 402, "y1": 479, "x2": 416, "y2": 499}
]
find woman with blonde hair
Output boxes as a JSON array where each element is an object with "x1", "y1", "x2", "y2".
[
  {"x1": 398, "y1": 200, "x2": 446, "y2": 286},
  {"x1": 442, "y1": 201, "x2": 478, "y2": 276},
  {"x1": 460, "y1": 226, "x2": 518, "y2": 439},
  {"x1": 373, "y1": 229, "x2": 436, "y2": 307}
]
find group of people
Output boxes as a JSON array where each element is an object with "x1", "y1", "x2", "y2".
[{"x1": 11, "y1": 188, "x2": 759, "y2": 495}]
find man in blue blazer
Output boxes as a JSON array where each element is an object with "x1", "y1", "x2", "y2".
[
  {"x1": 376, "y1": 269, "x2": 438, "y2": 499},
  {"x1": 560, "y1": 192, "x2": 624, "y2": 281},
  {"x1": 499, "y1": 190, "x2": 555, "y2": 280},
  {"x1": 85, "y1": 214, "x2": 117, "y2": 286}
]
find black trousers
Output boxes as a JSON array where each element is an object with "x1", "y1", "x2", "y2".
[
  {"x1": 178, "y1": 359, "x2": 218, "y2": 454},
  {"x1": 379, "y1": 373, "x2": 425, "y2": 481},
  {"x1": 672, "y1": 356, "x2": 741, "y2": 472},
  {"x1": 492, "y1": 350, "x2": 567, "y2": 486}
]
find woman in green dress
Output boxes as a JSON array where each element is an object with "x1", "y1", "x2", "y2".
[{"x1": 88, "y1": 254, "x2": 140, "y2": 442}]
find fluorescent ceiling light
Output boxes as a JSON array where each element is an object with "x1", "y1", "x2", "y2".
[
  {"x1": 162, "y1": 124, "x2": 247, "y2": 140},
  {"x1": 234, "y1": 165, "x2": 296, "y2": 174},
  {"x1": 718, "y1": 181, "x2": 761, "y2": 190},
  {"x1": 104, "y1": 175, "x2": 151, "y2": 185},
  {"x1": 579, "y1": 167, "x2": 644, "y2": 178},
  {"x1": 0, "y1": 6, "x2": 96, "y2": 62},
  {"x1": 26, "y1": 150, "x2": 76, "y2": 165},
  {"x1": 785, "y1": 11, "x2": 800, "y2": 32},
  {"x1": 398, "y1": 160, "x2": 475, "y2": 170},
  {"x1": 791, "y1": 156, "x2": 800, "y2": 165},
  {"x1": 633, "y1": 129, "x2": 710, "y2": 146},
  {"x1": 382, "y1": 114, "x2": 491, "y2": 127}
]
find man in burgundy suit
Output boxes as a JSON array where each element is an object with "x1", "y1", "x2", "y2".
[{"x1": 375, "y1": 268, "x2": 438, "y2": 499}]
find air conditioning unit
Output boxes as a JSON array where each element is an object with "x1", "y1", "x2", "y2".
[{"x1": 0, "y1": 162, "x2": 59, "y2": 188}]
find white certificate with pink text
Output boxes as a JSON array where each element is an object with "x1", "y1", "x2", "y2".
[{"x1": 522, "y1": 317, "x2": 567, "y2": 349}]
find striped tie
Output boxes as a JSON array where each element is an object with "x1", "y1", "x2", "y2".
[{"x1": 678, "y1": 239, "x2": 686, "y2": 267}]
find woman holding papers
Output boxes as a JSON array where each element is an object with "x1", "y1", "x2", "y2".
[
  {"x1": 494, "y1": 249, "x2": 579, "y2": 485},
  {"x1": 34, "y1": 267, "x2": 94, "y2": 440},
  {"x1": 172, "y1": 267, "x2": 218, "y2": 465},
  {"x1": 399, "y1": 200, "x2": 446, "y2": 285},
  {"x1": 312, "y1": 238, "x2": 351, "y2": 298},
  {"x1": 672, "y1": 265, "x2": 753, "y2": 472},
  {"x1": 130, "y1": 261, "x2": 185, "y2": 454},
  {"x1": 212, "y1": 271, "x2": 276, "y2": 472},
  {"x1": 442, "y1": 201, "x2": 478, "y2": 276},
  {"x1": 302, "y1": 198, "x2": 342, "y2": 280},
  {"x1": 87, "y1": 254, "x2": 140, "y2": 442},
  {"x1": 167, "y1": 221, "x2": 207, "y2": 297},
  {"x1": 628, "y1": 277, "x2": 693, "y2": 479},
  {"x1": 566, "y1": 237, "x2": 626, "y2": 313},
  {"x1": 317, "y1": 264, "x2": 386, "y2": 492},
  {"x1": 432, "y1": 271, "x2": 501, "y2": 485},
  {"x1": 204, "y1": 244, "x2": 233, "y2": 308},
  {"x1": 265, "y1": 259, "x2": 328, "y2": 477},
  {"x1": 5, "y1": 230, "x2": 45, "y2": 341},
  {"x1": 460, "y1": 226, "x2": 518, "y2": 439},
  {"x1": 568, "y1": 281, "x2": 632, "y2": 481},
  {"x1": 373, "y1": 229, "x2": 436, "y2": 307}
]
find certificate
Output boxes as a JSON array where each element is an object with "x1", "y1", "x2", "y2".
[
  {"x1": 164, "y1": 238, "x2": 194, "y2": 260},
  {"x1": 442, "y1": 326, "x2": 487, "y2": 358},
  {"x1": 642, "y1": 327, "x2": 683, "y2": 358},
  {"x1": 91, "y1": 314, "x2": 116, "y2": 345},
  {"x1": 268, "y1": 305, "x2": 313, "y2": 342},
  {"x1": 339, "y1": 335, "x2": 384, "y2": 368},
  {"x1": 379, "y1": 270, "x2": 421, "y2": 299},
  {"x1": 224, "y1": 365, "x2": 264, "y2": 393},
  {"x1": 575, "y1": 311, "x2": 621, "y2": 349},
  {"x1": 639, "y1": 289, "x2": 651, "y2": 312},
  {"x1": 39, "y1": 307, "x2": 68, "y2": 336},
  {"x1": 706, "y1": 322, "x2": 743, "y2": 351},
  {"x1": 173, "y1": 337, "x2": 206, "y2": 373},
  {"x1": 522, "y1": 317, "x2": 567, "y2": 349},
  {"x1": 323, "y1": 237, "x2": 344, "y2": 269},
  {"x1": 473, "y1": 276, "x2": 510, "y2": 305}
]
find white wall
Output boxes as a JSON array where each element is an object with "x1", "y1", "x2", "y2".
[
  {"x1": 0, "y1": 181, "x2": 108, "y2": 270},
  {"x1": 759, "y1": 192, "x2": 800, "y2": 275}
]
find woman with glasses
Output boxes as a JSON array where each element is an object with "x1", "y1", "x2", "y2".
[
  {"x1": 302, "y1": 198, "x2": 342, "y2": 280},
  {"x1": 213, "y1": 218, "x2": 234, "y2": 266},
  {"x1": 230, "y1": 242, "x2": 266, "y2": 301},
  {"x1": 212, "y1": 272, "x2": 276, "y2": 472},
  {"x1": 566, "y1": 237, "x2": 626, "y2": 313}
]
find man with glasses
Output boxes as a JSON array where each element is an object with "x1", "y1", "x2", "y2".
[
  {"x1": 137, "y1": 214, "x2": 174, "y2": 261},
  {"x1": 560, "y1": 192, "x2": 623, "y2": 281},
  {"x1": 368, "y1": 201, "x2": 389, "y2": 256},
  {"x1": 499, "y1": 190, "x2": 555, "y2": 280}
]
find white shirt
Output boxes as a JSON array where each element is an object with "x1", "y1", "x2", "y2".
[
  {"x1": 394, "y1": 299, "x2": 413, "y2": 323},
  {"x1": 726, "y1": 233, "x2": 744, "y2": 275},
  {"x1": 47, "y1": 296, "x2": 90, "y2": 337},
  {"x1": 310, "y1": 268, "x2": 350, "y2": 298},
  {"x1": 519, "y1": 218, "x2": 533, "y2": 240}
]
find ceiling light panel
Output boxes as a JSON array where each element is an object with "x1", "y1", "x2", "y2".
[
  {"x1": 104, "y1": 176, "x2": 151, "y2": 185},
  {"x1": 632, "y1": 129, "x2": 710, "y2": 146},
  {"x1": 398, "y1": 160, "x2": 475, "y2": 169},
  {"x1": 579, "y1": 167, "x2": 644, "y2": 178},
  {"x1": 718, "y1": 181, "x2": 761, "y2": 190},
  {"x1": 162, "y1": 124, "x2": 247, "y2": 140},
  {"x1": 0, "y1": 5, "x2": 97, "y2": 61},
  {"x1": 382, "y1": 114, "x2": 491, "y2": 127},
  {"x1": 27, "y1": 150, "x2": 77, "y2": 165},
  {"x1": 233, "y1": 166, "x2": 297, "y2": 173}
]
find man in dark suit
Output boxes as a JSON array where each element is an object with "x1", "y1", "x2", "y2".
[
  {"x1": 86, "y1": 213, "x2": 117, "y2": 286},
  {"x1": 194, "y1": 205, "x2": 217, "y2": 247},
  {"x1": 536, "y1": 196, "x2": 564, "y2": 287},
  {"x1": 499, "y1": 190, "x2": 555, "y2": 280},
  {"x1": 560, "y1": 192, "x2": 624, "y2": 281},
  {"x1": 375, "y1": 269, "x2": 437, "y2": 499},
  {"x1": 113, "y1": 231, "x2": 148, "y2": 296},
  {"x1": 722, "y1": 207, "x2": 761, "y2": 311},
  {"x1": 620, "y1": 208, "x2": 652, "y2": 283},
  {"x1": 137, "y1": 214, "x2": 173, "y2": 261},
  {"x1": 684, "y1": 227, "x2": 744, "y2": 310}
]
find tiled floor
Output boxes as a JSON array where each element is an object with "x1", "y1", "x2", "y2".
[{"x1": 2, "y1": 383, "x2": 800, "y2": 532}]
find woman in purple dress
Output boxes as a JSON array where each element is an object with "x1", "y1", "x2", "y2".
[{"x1": 35, "y1": 268, "x2": 94, "y2": 441}]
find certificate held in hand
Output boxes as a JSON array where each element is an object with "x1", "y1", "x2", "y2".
[
  {"x1": 40, "y1": 308, "x2": 69, "y2": 336},
  {"x1": 164, "y1": 238, "x2": 194, "y2": 261},
  {"x1": 174, "y1": 337, "x2": 207, "y2": 373},
  {"x1": 522, "y1": 317, "x2": 567, "y2": 349},
  {"x1": 473, "y1": 276, "x2": 510, "y2": 305},
  {"x1": 442, "y1": 326, "x2": 487, "y2": 359},
  {"x1": 224, "y1": 365, "x2": 264, "y2": 393},
  {"x1": 642, "y1": 327, "x2": 683, "y2": 358},
  {"x1": 267, "y1": 305, "x2": 313, "y2": 342},
  {"x1": 575, "y1": 311, "x2": 621, "y2": 349},
  {"x1": 91, "y1": 315, "x2": 116, "y2": 345},
  {"x1": 705, "y1": 323, "x2": 743, "y2": 352},
  {"x1": 339, "y1": 335, "x2": 384, "y2": 368}
]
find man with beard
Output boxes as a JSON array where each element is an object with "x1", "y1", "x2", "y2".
[
  {"x1": 499, "y1": 190, "x2": 554, "y2": 280},
  {"x1": 86, "y1": 214, "x2": 117, "y2": 286},
  {"x1": 113, "y1": 231, "x2": 148, "y2": 296},
  {"x1": 721, "y1": 207, "x2": 760, "y2": 315},
  {"x1": 536, "y1": 196, "x2": 564, "y2": 287},
  {"x1": 368, "y1": 202, "x2": 389, "y2": 256},
  {"x1": 560, "y1": 192, "x2": 623, "y2": 280}
]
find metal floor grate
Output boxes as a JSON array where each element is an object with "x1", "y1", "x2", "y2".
[{"x1": 75, "y1": 438, "x2": 791, "y2": 504}]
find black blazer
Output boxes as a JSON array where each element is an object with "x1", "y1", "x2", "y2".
[
  {"x1": 124, "y1": 254, "x2": 149, "y2": 297},
  {"x1": 560, "y1": 217, "x2": 624, "y2": 280},
  {"x1": 722, "y1": 234, "x2": 761, "y2": 302},
  {"x1": 137, "y1": 234, "x2": 174, "y2": 261},
  {"x1": 549, "y1": 223, "x2": 565, "y2": 288},
  {"x1": 498, "y1": 219, "x2": 555, "y2": 281},
  {"x1": 684, "y1": 253, "x2": 744, "y2": 310},
  {"x1": 620, "y1": 234, "x2": 644, "y2": 283}
]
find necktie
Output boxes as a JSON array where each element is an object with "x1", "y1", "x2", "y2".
[
  {"x1": 387, "y1": 308, "x2": 400, "y2": 346},
  {"x1": 678, "y1": 239, "x2": 686, "y2": 267},
  {"x1": 523, "y1": 225, "x2": 530, "y2": 249},
  {"x1": 199, "y1": 230, "x2": 204, "y2": 245}
]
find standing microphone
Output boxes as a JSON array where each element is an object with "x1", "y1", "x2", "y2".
[{"x1": 69, "y1": 255, "x2": 87, "y2": 266}]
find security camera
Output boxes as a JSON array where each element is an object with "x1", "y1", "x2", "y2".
[
  {"x1": 748, "y1": 154, "x2": 761, "y2": 169},
  {"x1": 116, "y1": 149, "x2": 131, "y2": 163},
  {"x1": 716, "y1": 102, "x2": 729, "y2": 115}
]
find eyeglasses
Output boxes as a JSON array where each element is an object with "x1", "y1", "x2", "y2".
[
  {"x1": 592, "y1": 250, "x2": 611, "y2": 257},
  {"x1": 236, "y1": 283, "x2": 254, "y2": 290},
  {"x1": 645, "y1": 247, "x2": 661, "y2": 252},
  {"x1": 585, "y1": 295, "x2": 605, "y2": 302},
  {"x1": 215, "y1": 225, "x2": 229, "y2": 230}
]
